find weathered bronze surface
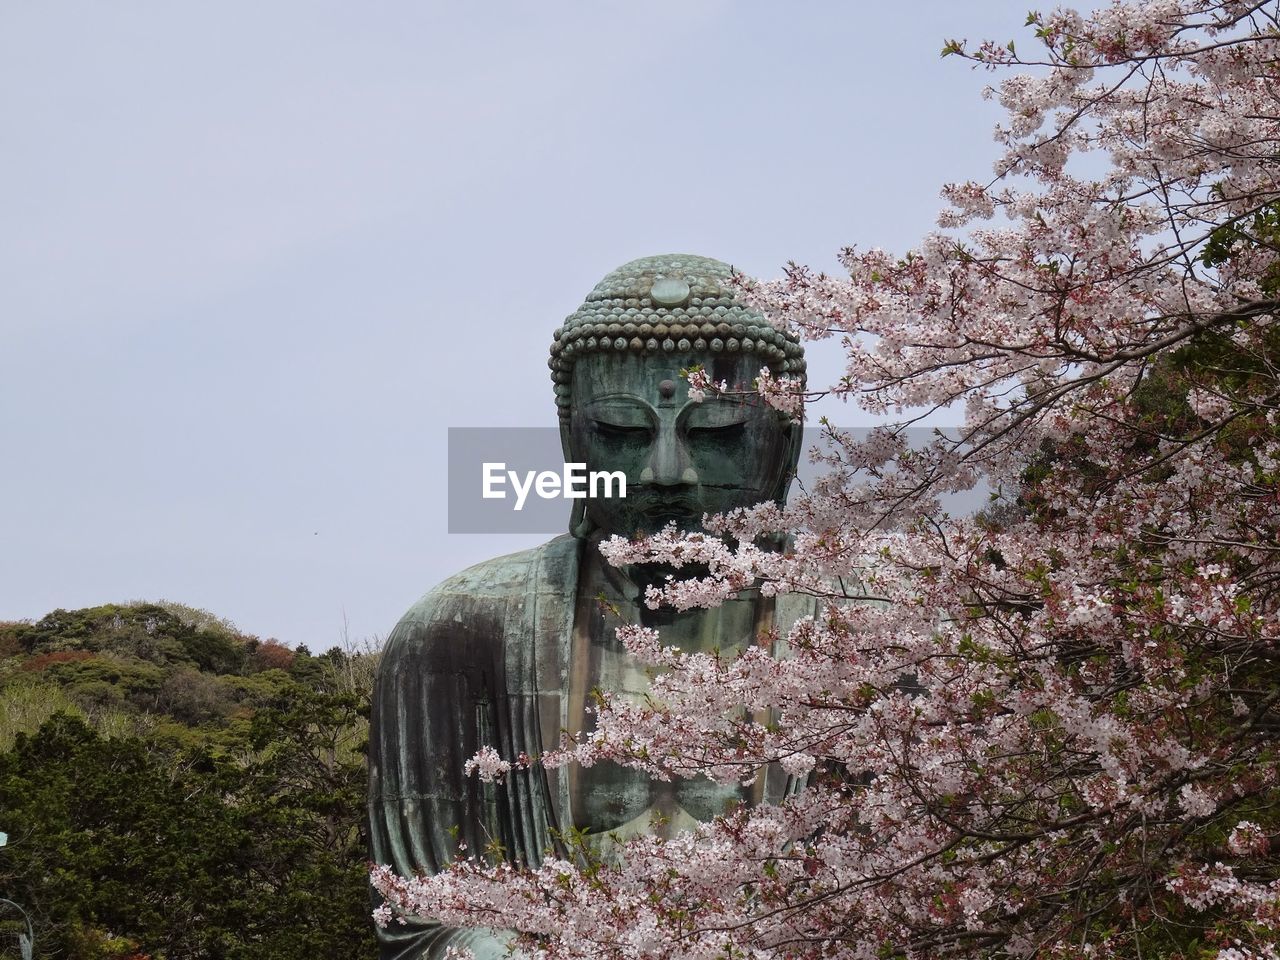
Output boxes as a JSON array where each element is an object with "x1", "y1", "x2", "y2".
[{"x1": 368, "y1": 255, "x2": 810, "y2": 959}]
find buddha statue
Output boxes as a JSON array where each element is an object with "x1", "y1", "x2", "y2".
[{"x1": 368, "y1": 254, "x2": 810, "y2": 959}]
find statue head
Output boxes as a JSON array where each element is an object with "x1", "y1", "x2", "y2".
[{"x1": 550, "y1": 255, "x2": 806, "y2": 537}]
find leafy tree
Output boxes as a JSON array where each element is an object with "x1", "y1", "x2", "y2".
[
  {"x1": 246, "y1": 639, "x2": 295, "y2": 673},
  {"x1": 5, "y1": 604, "x2": 245, "y2": 676},
  {"x1": 0, "y1": 694, "x2": 375, "y2": 960},
  {"x1": 0, "y1": 602, "x2": 380, "y2": 959},
  {"x1": 233, "y1": 689, "x2": 373, "y2": 959},
  {"x1": 0, "y1": 679, "x2": 81, "y2": 751},
  {"x1": 0, "y1": 714, "x2": 253, "y2": 958}
]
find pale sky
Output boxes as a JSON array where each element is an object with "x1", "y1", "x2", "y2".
[{"x1": 1, "y1": 1, "x2": 1030, "y2": 647}]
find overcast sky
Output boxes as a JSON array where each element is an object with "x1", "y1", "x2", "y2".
[{"x1": 2, "y1": 1, "x2": 1031, "y2": 648}]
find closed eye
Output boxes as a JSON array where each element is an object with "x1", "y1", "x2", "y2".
[
  {"x1": 686, "y1": 422, "x2": 747, "y2": 441},
  {"x1": 592, "y1": 420, "x2": 651, "y2": 440}
]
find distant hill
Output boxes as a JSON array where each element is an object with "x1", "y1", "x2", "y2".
[{"x1": 0, "y1": 601, "x2": 380, "y2": 960}]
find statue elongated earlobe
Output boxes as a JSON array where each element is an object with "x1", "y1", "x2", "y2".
[
  {"x1": 562, "y1": 418, "x2": 595, "y2": 538},
  {"x1": 559, "y1": 420, "x2": 574, "y2": 464},
  {"x1": 569, "y1": 500, "x2": 594, "y2": 539},
  {"x1": 762, "y1": 416, "x2": 805, "y2": 517}
]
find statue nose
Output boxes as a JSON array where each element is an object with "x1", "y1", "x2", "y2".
[{"x1": 639, "y1": 425, "x2": 699, "y2": 487}]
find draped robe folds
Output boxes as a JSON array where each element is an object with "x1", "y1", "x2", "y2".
[{"x1": 368, "y1": 534, "x2": 815, "y2": 959}]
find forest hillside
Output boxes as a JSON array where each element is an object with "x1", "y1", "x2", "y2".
[{"x1": 0, "y1": 601, "x2": 379, "y2": 960}]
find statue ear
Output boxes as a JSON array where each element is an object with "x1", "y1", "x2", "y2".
[
  {"x1": 560, "y1": 419, "x2": 594, "y2": 538},
  {"x1": 559, "y1": 419, "x2": 574, "y2": 463},
  {"x1": 772, "y1": 416, "x2": 805, "y2": 507}
]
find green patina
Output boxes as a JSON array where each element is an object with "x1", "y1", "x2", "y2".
[
  {"x1": 368, "y1": 255, "x2": 812, "y2": 960},
  {"x1": 549, "y1": 254, "x2": 807, "y2": 418}
]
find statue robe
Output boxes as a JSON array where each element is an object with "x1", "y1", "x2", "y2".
[{"x1": 368, "y1": 534, "x2": 815, "y2": 959}]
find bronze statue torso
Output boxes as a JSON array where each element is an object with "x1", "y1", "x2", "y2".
[
  {"x1": 368, "y1": 535, "x2": 812, "y2": 959},
  {"x1": 369, "y1": 254, "x2": 810, "y2": 959},
  {"x1": 567, "y1": 542, "x2": 771, "y2": 840}
]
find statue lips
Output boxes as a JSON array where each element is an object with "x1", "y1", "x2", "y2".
[{"x1": 625, "y1": 489, "x2": 703, "y2": 533}]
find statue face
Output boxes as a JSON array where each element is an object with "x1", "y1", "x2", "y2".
[{"x1": 566, "y1": 352, "x2": 799, "y2": 537}]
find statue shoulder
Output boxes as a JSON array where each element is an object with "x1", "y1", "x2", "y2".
[{"x1": 383, "y1": 535, "x2": 580, "y2": 655}]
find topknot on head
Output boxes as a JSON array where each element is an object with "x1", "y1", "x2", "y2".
[{"x1": 548, "y1": 254, "x2": 806, "y2": 418}]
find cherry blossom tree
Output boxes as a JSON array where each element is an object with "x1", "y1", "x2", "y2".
[{"x1": 374, "y1": 2, "x2": 1280, "y2": 957}]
